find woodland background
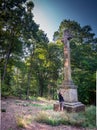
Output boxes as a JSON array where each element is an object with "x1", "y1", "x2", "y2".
[{"x1": 1, "y1": 0, "x2": 97, "y2": 105}]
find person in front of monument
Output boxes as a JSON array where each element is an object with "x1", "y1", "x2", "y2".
[{"x1": 58, "y1": 91, "x2": 64, "y2": 111}]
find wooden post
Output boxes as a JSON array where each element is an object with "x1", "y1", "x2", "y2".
[{"x1": 53, "y1": 103, "x2": 60, "y2": 111}]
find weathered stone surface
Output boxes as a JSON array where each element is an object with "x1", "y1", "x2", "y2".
[
  {"x1": 60, "y1": 80, "x2": 77, "y2": 89},
  {"x1": 63, "y1": 102, "x2": 85, "y2": 112},
  {"x1": 63, "y1": 89, "x2": 78, "y2": 102}
]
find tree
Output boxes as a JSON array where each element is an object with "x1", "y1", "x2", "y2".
[
  {"x1": 21, "y1": 1, "x2": 39, "y2": 99},
  {"x1": 47, "y1": 42, "x2": 62, "y2": 98},
  {"x1": 30, "y1": 30, "x2": 49, "y2": 97},
  {"x1": 0, "y1": 0, "x2": 27, "y2": 84},
  {"x1": 0, "y1": 0, "x2": 40, "y2": 98}
]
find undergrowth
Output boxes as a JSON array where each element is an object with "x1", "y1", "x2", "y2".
[
  {"x1": 35, "y1": 105, "x2": 96, "y2": 128},
  {"x1": 15, "y1": 115, "x2": 32, "y2": 128}
]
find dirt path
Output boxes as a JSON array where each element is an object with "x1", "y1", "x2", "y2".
[{"x1": 1, "y1": 98, "x2": 94, "y2": 130}]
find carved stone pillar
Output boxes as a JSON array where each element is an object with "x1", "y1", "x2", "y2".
[{"x1": 59, "y1": 29, "x2": 85, "y2": 112}]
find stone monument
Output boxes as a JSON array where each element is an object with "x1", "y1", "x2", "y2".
[{"x1": 59, "y1": 29, "x2": 85, "y2": 112}]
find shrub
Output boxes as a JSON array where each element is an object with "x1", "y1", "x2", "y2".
[
  {"x1": 16, "y1": 116, "x2": 26, "y2": 128},
  {"x1": 15, "y1": 115, "x2": 32, "y2": 128},
  {"x1": 82, "y1": 105, "x2": 96, "y2": 128},
  {"x1": 68, "y1": 112, "x2": 85, "y2": 127},
  {"x1": 29, "y1": 96, "x2": 37, "y2": 101},
  {"x1": 35, "y1": 111, "x2": 49, "y2": 123},
  {"x1": 35, "y1": 111, "x2": 70, "y2": 126},
  {"x1": 34, "y1": 105, "x2": 96, "y2": 128}
]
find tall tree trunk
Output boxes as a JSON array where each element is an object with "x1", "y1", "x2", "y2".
[
  {"x1": 26, "y1": 69, "x2": 32, "y2": 99},
  {"x1": 2, "y1": 43, "x2": 12, "y2": 84},
  {"x1": 26, "y1": 51, "x2": 33, "y2": 100},
  {"x1": 38, "y1": 76, "x2": 44, "y2": 97}
]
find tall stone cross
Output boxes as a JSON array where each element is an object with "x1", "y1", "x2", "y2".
[
  {"x1": 58, "y1": 29, "x2": 85, "y2": 112},
  {"x1": 63, "y1": 29, "x2": 72, "y2": 82},
  {"x1": 61, "y1": 29, "x2": 75, "y2": 88}
]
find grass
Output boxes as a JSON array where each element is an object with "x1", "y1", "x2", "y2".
[
  {"x1": 16, "y1": 115, "x2": 26, "y2": 128},
  {"x1": 12, "y1": 97, "x2": 96, "y2": 129},
  {"x1": 35, "y1": 105, "x2": 96, "y2": 128},
  {"x1": 29, "y1": 103, "x2": 42, "y2": 107},
  {"x1": 2, "y1": 97, "x2": 96, "y2": 129},
  {"x1": 28, "y1": 100, "x2": 53, "y2": 110},
  {"x1": 29, "y1": 96, "x2": 37, "y2": 101},
  {"x1": 42, "y1": 104, "x2": 53, "y2": 110},
  {"x1": 37, "y1": 97, "x2": 48, "y2": 102},
  {"x1": 15, "y1": 115, "x2": 32, "y2": 128},
  {"x1": 35, "y1": 110, "x2": 70, "y2": 126},
  {"x1": 15, "y1": 97, "x2": 53, "y2": 110},
  {"x1": 15, "y1": 100, "x2": 22, "y2": 103}
]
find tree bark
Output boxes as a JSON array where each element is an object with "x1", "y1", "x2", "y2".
[
  {"x1": 2, "y1": 43, "x2": 12, "y2": 84},
  {"x1": 26, "y1": 50, "x2": 34, "y2": 100},
  {"x1": 38, "y1": 75, "x2": 44, "y2": 97}
]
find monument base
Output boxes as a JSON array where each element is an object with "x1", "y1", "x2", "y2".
[
  {"x1": 59, "y1": 88, "x2": 85, "y2": 112},
  {"x1": 63, "y1": 102, "x2": 85, "y2": 112}
]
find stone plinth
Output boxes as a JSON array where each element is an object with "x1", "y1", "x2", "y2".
[
  {"x1": 63, "y1": 102, "x2": 85, "y2": 112},
  {"x1": 59, "y1": 88, "x2": 85, "y2": 112}
]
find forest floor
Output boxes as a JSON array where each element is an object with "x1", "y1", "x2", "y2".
[{"x1": 1, "y1": 97, "x2": 95, "y2": 130}]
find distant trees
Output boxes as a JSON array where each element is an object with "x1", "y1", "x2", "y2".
[{"x1": 0, "y1": 0, "x2": 42, "y2": 98}]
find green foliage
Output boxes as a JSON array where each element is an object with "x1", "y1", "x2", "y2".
[
  {"x1": 30, "y1": 103, "x2": 42, "y2": 107},
  {"x1": 35, "y1": 106, "x2": 96, "y2": 128},
  {"x1": 35, "y1": 111, "x2": 49, "y2": 123},
  {"x1": 28, "y1": 102, "x2": 53, "y2": 110},
  {"x1": 29, "y1": 96, "x2": 37, "y2": 101},
  {"x1": 42, "y1": 105, "x2": 53, "y2": 110},
  {"x1": 1, "y1": 83, "x2": 11, "y2": 97},
  {"x1": 82, "y1": 105, "x2": 96, "y2": 128}
]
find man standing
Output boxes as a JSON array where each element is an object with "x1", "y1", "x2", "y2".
[{"x1": 58, "y1": 91, "x2": 64, "y2": 111}]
